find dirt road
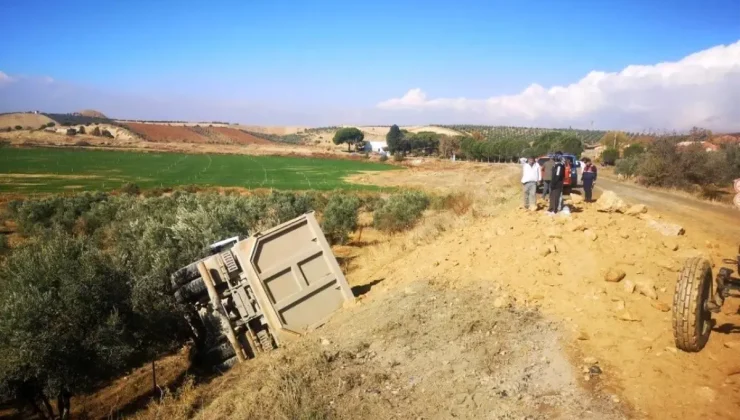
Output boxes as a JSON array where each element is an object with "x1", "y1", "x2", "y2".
[{"x1": 596, "y1": 176, "x2": 740, "y2": 246}]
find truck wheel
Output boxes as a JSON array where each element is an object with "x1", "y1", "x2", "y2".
[
  {"x1": 213, "y1": 356, "x2": 238, "y2": 372},
  {"x1": 171, "y1": 261, "x2": 203, "y2": 289},
  {"x1": 206, "y1": 341, "x2": 237, "y2": 364},
  {"x1": 174, "y1": 277, "x2": 207, "y2": 304},
  {"x1": 673, "y1": 257, "x2": 713, "y2": 352}
]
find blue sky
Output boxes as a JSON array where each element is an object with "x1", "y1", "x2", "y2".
[{"x1": 2, "y1": 0, "x2": 740, "y2": 128}]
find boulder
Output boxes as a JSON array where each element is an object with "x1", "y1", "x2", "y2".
[
  {"x1": 635, "y1": 278, "x2": 658, "y2": 300},
  {"x1": 605, "y1": 268, "x2": 626, "y2": 283},
  {"x1": 646, "y1": 219, "x2": 685, "y2": 236},
  {"x1": 625, "y1": 204, "x2": 648, "y2": 216},
  {"x1": 623, "y1": 279, "x2": 636, "y2": 294},
  {"x1": 584, "y1": 229, "x2": 598, "y2": 241},
  {"x1": 569, "y1": 194, "x2": 584, "y2": 205},
  {"x1": 596, "y1": 190, "x2": 627, "y2": 213}
]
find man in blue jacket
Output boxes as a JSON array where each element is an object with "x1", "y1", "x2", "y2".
[{"x1": 581, "y1": 158, "x2": 598, "y2": 202}]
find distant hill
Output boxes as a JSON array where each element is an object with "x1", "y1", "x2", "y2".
[
  {"x1": 0, "y1": 112, "x2": 56, "y2": 130},
  {"x1": 77, "y1": 109, "x2": 108, "y2": 119}
]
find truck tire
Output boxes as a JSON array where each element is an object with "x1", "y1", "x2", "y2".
[
  {"x1": 214, "y1": 356, "x2": 238, "y2": 372},
  {"x1": 206, "y1": 341, "x2": 237, "y2": 364},
  {"x1": 673, "y1": 257, "x2": 713, "y2": 352},
  {"x1": 171, "y1": 261, "x2": 203, "y2": 289},
  {"x1": 174, "y1": 277, "x2": 207, "y2": 304}
]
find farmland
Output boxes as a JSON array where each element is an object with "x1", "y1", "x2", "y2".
[{"x1": 0, "y1": 147, "x2": 397, "y2": 193}]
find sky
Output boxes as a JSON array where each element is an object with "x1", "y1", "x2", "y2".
[{"x1": 1, "y1": 0, "x2": 740, "y2": 130}]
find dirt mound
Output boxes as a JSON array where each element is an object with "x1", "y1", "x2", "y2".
[
  {"x1": 77, "y1": 109, "x2": 108, "y2": 119},
  {"x1": 0, "y1": 113, "x2": 56, "y2": 129},
  {"x1": 134, "y1": 281, "x2": 624, "y2": 420}
]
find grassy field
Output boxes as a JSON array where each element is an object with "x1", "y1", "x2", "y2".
[{"x1": 0, "y1": 147, "x2": 397, "y2": 193}]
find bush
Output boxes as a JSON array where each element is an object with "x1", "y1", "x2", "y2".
[
  {"x1": 0, "y1": 234, "x2": 7, "y2": 251},
  {"x1": 46, "y1": 122, "x2": 56, "y2": 128},
  {"x1": 623, "y1": 144, "x2": 645, "y2": 158},
  {"x1": 14, "y1": 125, "x2": 22, "y2": 130},
  {"x1": 601, "y1": 148, "x2": 619, "y2": 165},
  {"x1": 78, "y1": 126, "x2": 86, "y2": 135},
  {"x1": 393, "y1": 152, "x2": 405, "y2": 162},
  {"x1": 101, "y1": 129, "x2": 114, "y2": 138},
  {"x1": 321, "y1": 194, "x2": 360, "y2": 244},
  {"x1": 379, "y1": 154, "x2": 388, "y2": 162},
  {"x1": 65, "y1": 128, "x2": 77, "y2": 136},
  {"x1": 91, "y1": 126, "x2": 102, "y2": 136},
  {"x1": 373, "y1": 191, "x2": 430, "y2": 232},
  {"x1": 120, "y1": 183, "x2": 140, "y2": 196},
  {"x1": 615, "y1": 156, "x2": 640, "y2": 177}
]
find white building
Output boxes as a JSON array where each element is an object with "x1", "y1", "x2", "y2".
[{"x1": 363, "y1": 141, "x2": 388, "y2": 153}]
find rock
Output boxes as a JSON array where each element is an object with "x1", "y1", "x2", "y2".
[
  {"x1": 531, "y1": 294, "x2": 544, "y2": 300},
  {"x1": 577, "y1": 331, "x2": 590, "y2": 341},
  {"x1": 584, "y1": 229, "x2": 598, "y2": 241},
  {"x1": 623, "y1": 280, "x2": 636, "y2": 294},
  {"x1": 321, "y1": 338, "x2": 331, "y2": 346},
  {"x1": 615, "y1": 300, "x2": 626, "y2": 311},
  {"x1": 619, "y1": 231, "x2": 630, "y2": 239},
  {"x1": 404, "y1": 287, "x2": 416, "y2": 295},
  {"x1": 619, "y1": 312, "x2": 641, "y2": 322},
  {"x1": 697, "y1": 386, "x2": 717, "y2": 402},
  {"x1": 589, "y1": 365, "x2": 603, "y2": 375},
  {"x1": 723, "y1": 341, "x2": 740, "y2": 349},
  {"x1": 496, "y1": 227, "x2": 507, "y2": 236},
  {"x1": 596, "y1": 190, "x2": 627, "y2": 213},
  {"x1": 570, "y1": 194, "x2": 584, "y2": 205},
  {"x1": 546, "y1": 228, "x2": 562, "y2": 239},
  {"x1": 569, "y1": 220, "x2": 587, "y2": 232},
  {"x1": 662, "y1": 240, "x2": 679, "y2": 251},
  {"x1": 635, "y1": 278, "x2": 658, "y2": 300},
  {"x1": 583, "y1": 356, "x2": 598, "y2": 365},
  {"x1": 605, "y1": 268, "x2": 626, "y2": 283},
  {"x1": 539, "y1": 247, "x2": 551, "y2": 257},
  {"x1": 657, "y1": 259, "x2": 678, "y2": 272},
  {"x1": 493, "y1": 297, "x2": 506, "y2": 308},
  {"x1": 652, "y1": 302, "x2": 671, "y2": 312},
  {"x1": 625, "y1": 204, "x2": 648, "y2": 216},
  {"x1": 548, "y1": 243, "x2": 558, "y2": 253},
  {"x1": 646, "y1": 219, "x2": 685, "y2": 236}
]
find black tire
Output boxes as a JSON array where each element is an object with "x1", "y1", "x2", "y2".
[
  {"x1": 673, "y1": 257, "x2": 713, "y2": 352},
  {"x1": 171, "y1": 261, "x2": 203, "y2": 289},
  {"x1": 206, "y1": 341, "x2": 237, "y2": 364},
  {"x1": 174, "y1": 277, "x2": 207, "y2": 304},
  {"x1": 213, "y1": 356, "x2": 238, "y2": 372}
]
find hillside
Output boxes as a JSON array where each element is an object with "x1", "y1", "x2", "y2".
[
  {"x1": 124, "y1": 123, "x2": 273, "y2": 145},
  {"x1": 0, "y1": 112, "x2": 56, "y2": 130},
  {"x1": 77, "y1": 109, "x2": 108, "y2": 119}
]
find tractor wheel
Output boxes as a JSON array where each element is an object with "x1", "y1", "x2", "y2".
[
  {"x1": 673, "y1": 257, "x2": 713, "y2": 352},
  {"x1": 174, "y1": 277, "x2": 207, "y2": 304},
  {"x1": 206, "y1": 341, "x2": 237, "y2": 364}
]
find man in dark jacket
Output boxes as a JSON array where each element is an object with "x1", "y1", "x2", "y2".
[
  {"x1": 581, "y1": 158, "x2": 598, "y2": 202},
  {"x1": 541, "y1": 157, "x2": 554, "y2": 200},
  {"x1": 548, "y1": 152, "x2": 565, "y2": 214}
]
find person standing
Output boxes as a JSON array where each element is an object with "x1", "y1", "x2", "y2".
[
  {"x1": 548, "y1": 153, "x2": 565, "y2": 214},
  {"x1": 581, "y1": 158, "x2": 598, "y2": 202},
  {"x1": 521, "y1": 156, "x2": 541, "y2": 210},
  {"x1": 541, "y1": 156, "x2": 554, "y2": 200}
]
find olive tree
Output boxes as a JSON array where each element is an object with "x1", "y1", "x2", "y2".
[{"x1": 333, "y1": 127, "x2": 365, "y2": 152}]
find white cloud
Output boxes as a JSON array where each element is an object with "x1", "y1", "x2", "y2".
[
  {"x1": 377, "y1": 40, "x2": 740, "y2": 131},
  {"x1": 0, "y1": 71, "x2": 15, "y2": 84}
]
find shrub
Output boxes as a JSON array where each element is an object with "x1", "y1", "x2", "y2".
[
  {"x1": 78, "y1": 126, "x2": 86, "y2": 135},
  {"x1": 65, "y1": 128, "x2": 77, "y2": 136},
  {"x1": 379, "y1": 154, "x2": 388, "y2": 162},
  {"x1": 14, "y1": 125, "x2": 22, "y2": 130},
  {"x1": 120, "y1": 183, "x2": 141, "y2": 196},
  {"x1": 1, "y1": 127, "x2": 10, "y2": 133},
  {"x1": 101, "y1": 129, "x2": 114, "y2": 138},
  {"x1": 601, "y1": 148, "x2": 619, "y2": 165},
  {"x1": 46, "y1": 122, "x2": 56, "y2": 128},
  {"x1": 359, "y1": 194, "x2": 384, "y2": 212},
  {"x1": 91, "y1": 126, "x2": 102, "y2": 136},
  {"x1": 321, "y1": 194, "x2": 360, "y2": 244},
  {"x1": 373, "y1": 191, "x2": 430, "y2": 232},
  {"x1": 623, "y1": 144, "x2": 645, "y2": 158},
  {"x1": 0, "y1": 234, "x2": 7, "y2": 251},
  {"x1": 393, "y1": 152, "x2": 405, "y2": 162},
  {"x1": 615, "y1": 156, "x2": 640, "y2": 177},
  {"x1": 75, "y1": 140, "x2": 91, "y2": 147}
]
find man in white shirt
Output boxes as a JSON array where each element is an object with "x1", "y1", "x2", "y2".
[{"x1": 521, "y1": 156, "x2": 541, "y2": 210}]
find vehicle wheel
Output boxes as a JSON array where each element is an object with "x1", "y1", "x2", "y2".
[
  {"x1": 206, "y1": 341, "x2": 237, "y2": 364},
  {"x1": 673, "y1": 257, "x2": 713, "y2": 352},
  {"x1": 171, "y1": 261, "x2": 203, "y2": 289},
  {"x1": 213, "y1": 356, "x2": 238, "y2": 372},
  {"x1": 174, "y1": 277, "x2": 207, "y2": 304}
]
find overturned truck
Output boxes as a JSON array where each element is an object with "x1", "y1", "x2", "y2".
[{"x1": 170, "y1": 212, "x2": 354, "y2": 369}]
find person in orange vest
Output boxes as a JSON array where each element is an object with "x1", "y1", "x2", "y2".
[{"x1": 581, "y1": 157, "x2": 598, "y2": 202}]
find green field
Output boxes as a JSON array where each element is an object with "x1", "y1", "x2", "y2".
[{"x1": 0, "y1": 147, "x2": 397, "y2": 193}]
